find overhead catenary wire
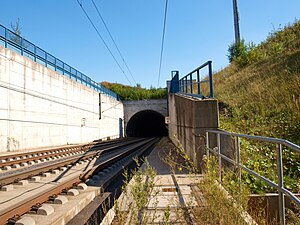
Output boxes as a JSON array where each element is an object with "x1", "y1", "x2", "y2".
[
  {"x1": 76, "y1": 0, "x2": 132, "y2": 85},
  {"x1": 157, "y1": 0, "x2": 169, "y2": 87},
  {"x1": 91, "y1": 0, "x2": 137, "y2": 86}
]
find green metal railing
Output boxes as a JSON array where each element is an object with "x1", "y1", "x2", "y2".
[{"x1": 0, "y1": 24, "x2": 119, "y2": 100}]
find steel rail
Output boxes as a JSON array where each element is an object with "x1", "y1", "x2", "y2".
[
  {"x1": 0, "y1": 138, "x2": 146, "y2": 187},
  {"x1": 0, "y1": 138, "x2": 130, "y2": 167},
  {"x1": 0, "y1": 138, "x2": 158, "y2": 224}
]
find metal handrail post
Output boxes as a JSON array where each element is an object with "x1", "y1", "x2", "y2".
[
  {"x1": 276, "y1": 144, "x2": 286, "y2": 225},
  {"x1": 217, "y1": 133, "x2": 222, "y2": 183},
  {"x1": 197, "y1": 69, "x2": 200, "y2": 95},
  {"x1": 208, "y1": 61, "x2": 214, "y2": 98},
  {"x1": 190, "y1": 74, "x2": 193, "y2": 94},
  {"x1": 21, "y1": 37, "x2": 24, "y2": 56},
  {"x1": 206, "y1": 132, "x2": 210, "y2": 158},
  {"x1": 4, "y1": 27, "x2": 7, "y2": 48},
  {"x1": 236, "y1": 136, "x2": 242, "y2": 192}
]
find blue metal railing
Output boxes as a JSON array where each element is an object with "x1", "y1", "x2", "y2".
[
  {"x1": 0, "y1": 24, "x2": 119, "y2": 100},
  {"x1": 171, "y1": 61, "x2": 214, "y2": 98}
]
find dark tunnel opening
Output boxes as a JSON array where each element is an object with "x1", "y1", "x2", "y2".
[{"x1": 126, "y1": 110, "x2": 168, "y2": 137}]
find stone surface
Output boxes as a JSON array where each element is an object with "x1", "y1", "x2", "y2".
[
  {"x1": 16, "y1": 180, "x2": 29, "y2": 186},
  {"x1": 51, "y1": 169, "x2": 60, "y2": 174},
  {"x1": 37, "y1": 204, "x2": 54, "y2": 215},
  {"x1": 67, "y1": 189, "x2": 79, "y2": 196},
  {"x1": 15, "y1": 217, "x2": 36, "y2": 225},
  {"x1": 1, "y1": 185, "x2": 14, "y2": 191},
  {"x1": 42, "y1": 172, "x2": 51, "y2": 177},
  {"x1": 30, "y1": 176, "x2": 41, "y2": 182},
  {"x1": 3, "y1": 166, "x2": 12, "y2": 170},
  {"x1": 53, "y1": 195, "x2": 68, "y2": 204},
  {"x1": 76, "y1": 183, "x2": 88, "y2": 190}
]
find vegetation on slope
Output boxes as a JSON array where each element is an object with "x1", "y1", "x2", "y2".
[
  {"x1": 101, "y1": 82, "x2": 167, "y2": 100},
  {"x1": 216, "y1": 20, "x2": 300, "y2": 142},
  {"x1": 213, "y1": 20, "x2": 300, "y2": 193}
]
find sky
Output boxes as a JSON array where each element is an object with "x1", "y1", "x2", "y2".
[{"x1": 0, "y1": 0, "x2": 299, "y2": 88}]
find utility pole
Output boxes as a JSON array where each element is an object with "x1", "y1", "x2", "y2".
[{"x1": 232, "y1": 0, "x2": 241, "y2": 44}]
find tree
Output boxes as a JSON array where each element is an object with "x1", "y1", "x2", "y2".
[{"x1": 10, "y1": 18, "x2": 22, "y2": 45}]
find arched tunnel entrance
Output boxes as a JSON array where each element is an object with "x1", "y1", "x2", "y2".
[{"x1": 126, "y1": 110, "x2": 168, "y2": 137}]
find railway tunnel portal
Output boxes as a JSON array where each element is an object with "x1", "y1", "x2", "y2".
[{"x1": 123, "y1": 99, "x2": 168, "y2": 137}]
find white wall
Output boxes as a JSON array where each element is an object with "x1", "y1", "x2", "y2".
[{"x1": 0, "y1": 46, "x2": 123, "y2": 152}]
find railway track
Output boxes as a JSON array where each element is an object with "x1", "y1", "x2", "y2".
[{"x1": 0, "y1": 137, "x2": 158, "y2": 225}]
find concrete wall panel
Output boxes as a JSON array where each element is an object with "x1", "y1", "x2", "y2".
[
  {"x1": 0, "y1": 46, "x2": 123, "y2": 152},
  {"x1": 168, "y1": 93, "x2": 219, "y2": 170}
]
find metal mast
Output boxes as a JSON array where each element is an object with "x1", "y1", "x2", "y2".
[{"x1": 232, "y1": 0, "x2": 241, "y2": 43}]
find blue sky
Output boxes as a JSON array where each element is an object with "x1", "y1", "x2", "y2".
[{"x1": 0, "y1": 0, "x2": 299, "y2": 88}]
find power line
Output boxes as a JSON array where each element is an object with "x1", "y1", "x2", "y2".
[
  {"x1": 157, "y1": 0, "x2": 169, "y2": 87},
  {"x1": 91, "y1": 0, "x2": 137, "y2": 86},
  {"x1": 76, "y1": 0, "x2": 132, "y2": 85}
]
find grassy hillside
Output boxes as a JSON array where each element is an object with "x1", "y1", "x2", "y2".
[
  {"x1": 101, "y1": 82, "x2": 167, "y2": 100},
  {"x1": 212, "y1": 20, "x2": 300, "y2": 193},
  {"x1": 215, "y1": 20, "x2": 300, "y2": 144}
]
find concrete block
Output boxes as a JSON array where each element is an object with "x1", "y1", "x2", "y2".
[
  {"x1": 34, "y1": 160, "x2": 41, "y2": 163},
  {"x1": 15, "y1": 217, "x2": 36, "y2": 225},
  {"x1": 1, "y1": 185, "x2": 14, "y2": 191},
  {"x1": 59, "y1": 167, "x2": 67, "y2": 171},
  {"x1": 16, "y1": 180, "x2": 29, "y2": 186},
  {"x1": 28, "y1": 161, "x2": 35, "y2": 165},
  {"x1": 37, "y1": 204, "x2": 54, "y2": 215},
  {"x1": 51, "y1": 169, "x2": 60, "y2": 174},
  {"x1": 12, "y1": 164, "x2": 21, "y2": 168},
  {"x1": 3, "y1": 166, "x2": 12, "y2": 170},
  {"x1": 20, "y1": 162, "x2": 28, "y2": 166},
  {"x1": 30, "y1": 176, "x2": 41, "y2": 182},
  {"x1": 76, "y1": 183, "x2": 88, "y2": 190},
  {"x1": 0, "y1": 159, "x2": 6, "y2": 163},
  {"x1": 53, "y1": 195, "x2": 68, "y2": 204},
  {"x1": 42, "y1": 172, "x2": 51, "y2": 177},
  {"x1": 67, "y1": 189, "x2": 79, "y2": 196}
]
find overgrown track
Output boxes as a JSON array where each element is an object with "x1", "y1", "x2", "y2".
[{"x1": 0, "y1": 137, "x2": 159, "y2": 225}]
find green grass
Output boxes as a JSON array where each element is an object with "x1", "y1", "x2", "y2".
[
  {"x1": 101, "y1": 82, "x2": 167, "y2": 100},
  {"x1": 212, "y1": 20, "x2": 300, "y2": 194}
]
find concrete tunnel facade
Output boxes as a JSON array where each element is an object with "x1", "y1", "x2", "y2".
[
  {"x1": 126, "y1": 110, "x2": 168, "y2": 137},
  {"x1": 122, "y1": 99, "x2": 168, "y2": 137}
]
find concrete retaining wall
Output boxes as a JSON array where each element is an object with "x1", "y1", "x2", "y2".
[
  {"x1": 0, "y1": 46, "x2": 123, "y2": 152},
  {"x1": 168, "y1": 93, "x2": 219, "y2": 170}
]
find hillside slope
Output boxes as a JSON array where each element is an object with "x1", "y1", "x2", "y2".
[
  {"x1": 214, "y1": 21, "x2": 300, "y2": 144},
  {"x1": 101, "y1": 82, "x2": 167, "y2": 101}
]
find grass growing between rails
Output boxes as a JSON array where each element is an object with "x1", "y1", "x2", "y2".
[
  {"x1": 101, "y1": 82, "x2": 167, "y2": 100},
  {"x1": 162, "y1": 141, "x2": 268, "y2": 225}
]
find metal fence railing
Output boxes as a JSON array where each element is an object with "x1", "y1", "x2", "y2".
[
  {"x1": 178, "y1": 60, "x2": 214, "y2": 98},
  {"x1": 0, "y1": 24, "x2": 119, "y2": 100},
  {"x1": 206, "y1": 129, "x2": 300, "y2": 225}
]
